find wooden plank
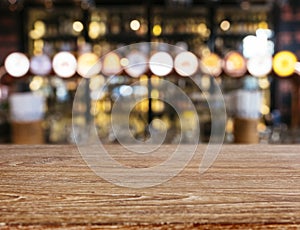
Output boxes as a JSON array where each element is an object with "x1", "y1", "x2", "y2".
[{"x1": 0, "y1": 144, "x2": 300, "y2": 229}]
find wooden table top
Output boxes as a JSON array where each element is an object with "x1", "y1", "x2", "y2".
[{"x1": 1, "y1": 144, "x2": 300, "y2": 229}]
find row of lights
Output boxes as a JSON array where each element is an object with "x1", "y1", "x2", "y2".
[
  {"x1": 29, "y1": 18, "x2": 211, "y2": 41},
  {"x1": 219, "y1": 20, "x2": 269, "y2": 32},
  {"x1": 29, "y1": 18, "x2": 269, "y2": 41},
  {"x1": 3, "y1": 48, "x2": 300, "y2": 80}
]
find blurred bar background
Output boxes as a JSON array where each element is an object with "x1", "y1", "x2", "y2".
[{"x1": 0, "y1": 0, "x2": 300, "y2": 144}]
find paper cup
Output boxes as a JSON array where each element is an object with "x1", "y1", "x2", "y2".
[
  {"x1": 9, "y1": 92, "x2": 45, "y2": 144},
  {"x1": 11, "y1": 120, "x2": 44, "y2": 144}
]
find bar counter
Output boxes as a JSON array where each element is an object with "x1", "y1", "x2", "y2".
[{"x1": 1, "y1": 144, "x2": 300, "y2": 229}]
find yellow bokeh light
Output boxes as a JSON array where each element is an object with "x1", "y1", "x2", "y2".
[
  {"x1": 93, "y1": 44, "x2": 102, "y2": 55},
  {"x1": 201, "y1": 47, "x2": 211, "y2": 57},
  {"x1": 33, "y1": 39, "x2": 44, "y2": 54},
  {"x1": 220, "y1": 20, "x2": 231, "y2": 31},
  {"x1": 205, "y1": 29, "x2": 211, "y2": 37},
  {"x1": 98, "y1": 100, "x2": 111, "y2": 113},
  {"x1": 261, "y1": 104, "x2": 270, "y2": 115},
  {"x1": 197, "y1": 23, "x2": 207, "y2": 34},
  {"x1": 151, "y1": 89, "x2": 159, "y2": 99},
  {"x1": 89, "y1": 21, "x2": 106, "y2": 39},
  {"x1": 153, "y1": 24, "x2": 162, "y2": 36},
  {"x1": 33, "y1": 50, "x2": 42, "y2": 56},
  {"x1": 139, "y1": 75, "x2": 148, "y2": 86},
  {"x1": 152, "y1": 100, "x2": 164, "y2": 113},
  {"x1": 152, "y1": 118, "x2": 167, "y2": 131},
  {"x1": 258, "y1": 77, "x2": 270, "y2": 89},
  {"x1": 226, "y1": 118, "x2": 234, "y2": 133},
  {"x1": 29, "y1": 30, "x2": 44, "y2": 40},
  {"x1": 73, "y1": 21, "x2": 84, "y2": 33},
  {"x1": 29, "y1": 30, "x2": 38, "y2": 39},
  {"x1": 33, "y1": 20, "x2": 46, "y2": 38},
  {"x1": 34, "y1": 39, "x2": 44, "y2": 48},
  {"x1": 29, "y1": 76, "x2": 44, "y2": 91},
  {"x1": 29, "y1": 21, "x2": 46, "y2": 40},
  {"x1": 151, "y1": 75, "x2": 161, "y2": 87},
  {"x1": 120, "y1": 58, "x2": 129, "y2": 67},
  {"x1": 161, "y1": 115, "x2": 171, "y2": 130},
  {"x1": 135, "y1": 99, "x2": 149, "y2": 113},
  {"x1": 34, "y1": 20, "x2": 45, "y2": 30},
  {"x1": 90, "y1": 101, "x2": 99, "y2": 116},
  {"x1": 273, "y1": 51, "x2": 297, "y2": 77},
  {"x1": 258, "y1": 21, "x2": 268, "y2": 29},
  {"x1": 130, "y1": 19, "x2": 141, "y2": 31}
]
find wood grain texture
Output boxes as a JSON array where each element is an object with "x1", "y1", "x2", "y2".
[{"x1": 0, "y1": 144, "x2": 300, "y2": 229}]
